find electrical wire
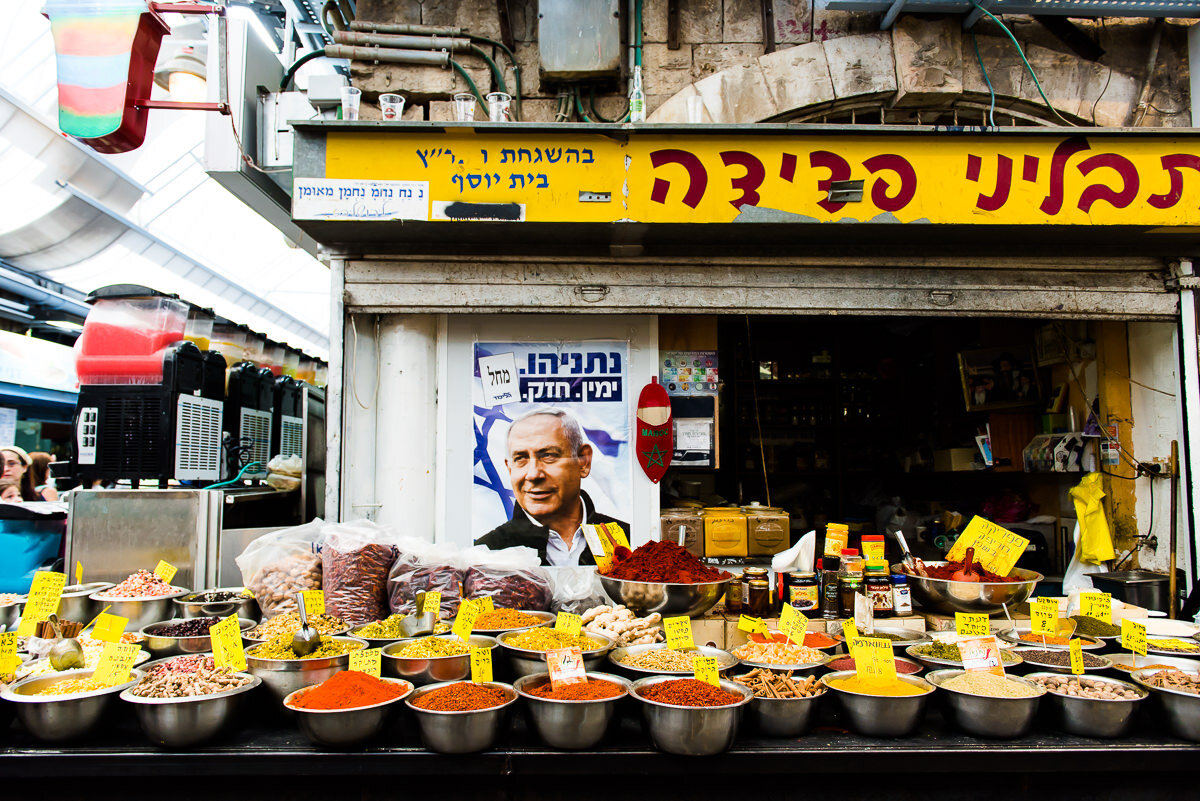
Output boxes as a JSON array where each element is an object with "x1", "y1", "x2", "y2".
[
  {"x1": 971, "y1": 31, "x2": 996, "y2": 129},
  {"x1": 449, "y1": 59, "x2": 489, "y2": 114},
  {"x1": 587, "y1": 85, "x2": 631, "y2": 123},
  {"x1": 968, "y1": 1, "x2": 1076, "y2": 127},
  {"x1": 468, "y1": 35, "x2": 522, "y2": 121},
  {"x1": 226, "y1": 113, "x2": 291, "y2": 174},
  {"x1": 349, "y1": 314, "x2": 379, "y2": 411},
  {"x1": 208, "y1": 460, "x2": 265, "y2": 489},
  {"x1": 281, "y1": 48, "x2": 328, "y2": 91},
  {"x1": 573, "y1": 88, "x2": 594, "y2": 123}
]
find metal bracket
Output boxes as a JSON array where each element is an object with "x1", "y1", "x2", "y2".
[
  {"x1": 579, "y1": 191, "x2": 611, "y2": 202},
  {"x1": 828, "y1": 179, "x2": 864, "y2": 203},
  {"x1": 576, "y1": 285, "x2": 610, "y2": 302}
]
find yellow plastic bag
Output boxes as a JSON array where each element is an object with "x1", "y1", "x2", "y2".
[{"x1": 1069, "y1": 473, "x2": 1116, "y2": 565}]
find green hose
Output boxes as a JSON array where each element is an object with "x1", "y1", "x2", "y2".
[
  {"x1": 573, "y1": 88, "x2": 593, "y2": 122},
  {"x1": 280, "y1": 48, "x2": 328, "y2": 91},
  {"x1": 469, "y1": 35, "x2": 522, "y2": 121},
  {"x1": 451, "y1": 59, "x2": 489, "y2": 115},
  {"x1": 588, "y1": 85, "x2": 630, "y2": 123},
  {"x1": 468, "y1": 43, "x2": 508, "y2": 99}
]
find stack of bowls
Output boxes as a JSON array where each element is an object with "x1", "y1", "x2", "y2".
[
  {"x1": 90, "y1": 585, "x2": 191, "y2": 631},
  {"x1": 1131, "y1": 667, "x2": 1200, "y2": 742},
  {"x1": 405, "y1": 681, "x2": 518, "y2": 753},
  {"x1": 244, "y1": 635, "x2": 368, "y2": 704},
  {"x1": 925, "y1": 669, "x2": 1045, "y2": 738},
  {"x1": 514, "y1": 672, "x2": 631, "y2": 749},
  {"x1": 120, "y1": 670, "x2": 261, "y2": 747},
  {"x1": 284, "y1": 677, "x2": 413, "y2": 747},
  {"x1": 382, "y1": 634, "x2": 498, "y2": 685},
  {"x1": 1026, "y1": 672, "x2": 1146, "y2": 738},
  {"x1": 631, "y1": 675, "x2": 752, "y2": 756},
  {"x1": 597, "y1": 575, "x2": 733, "y2": 618},
  {"x1": 820, "y1": 670, "x2": 934, "y2": 737},
  {"x1": 607, "y1": 643, "x2": 738, "y2": 680},
  {"x1": 173, "y1": 587, "x2": 260, "y2": 622},
  {"x1": 496, "y1": 630, "x2": 614, "y2": 679},
  {"x1": 2, "y1": 668, "x2": 143, "y2": 742}
]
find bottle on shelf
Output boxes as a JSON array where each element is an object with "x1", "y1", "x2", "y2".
[
  {"x1": 628, "y1": 65, "x2": 646, "y2": 122},
  {"x1": 821, "y1": 556, "x2": 840, "y2": 620},
  {"x1": 892, "y1": 573, "x2": 913, "y2": 615},
  {"x1": 864, "y1": 560, "x2": 894, "y2": 619}
]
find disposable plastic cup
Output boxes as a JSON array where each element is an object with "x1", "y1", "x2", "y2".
[
  {"x1": 43, "y1": 0, "x2": 148, "y2": 139},
  {"x1": 341, "y1": 86, "x2": 361, "y2": 121},
  {"x1": 453, "y1": 92, "x2": 475, "y2": 121},
  {"x1": 486, "y1": 92, "x2": 512, "y2": 122},
  {"x1": 686, "y1": 95, "x2": 705, "y2": 123},
  {"x1": 379, "y1": 93, "x2": 405, "y2": 120}
]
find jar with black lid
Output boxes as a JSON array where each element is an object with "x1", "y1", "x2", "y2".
[{"x1": 786, "y1": 571, "x2": 819, "y2": 612}]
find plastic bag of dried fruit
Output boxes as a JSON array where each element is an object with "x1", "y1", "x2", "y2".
[
  {"x1": 319, "y1": 519, "x2": 401, "y2": 625},
  {"x1": 463, "y1": 546, "x2": 552, "y2": 611},
  {"x1": 388, "y1": 540, "x2": 469, "y2": 618},
  {"x1": 236, "y1": 519, "x2": 325, "y2": 618}
]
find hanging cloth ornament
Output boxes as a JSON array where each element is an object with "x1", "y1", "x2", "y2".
[{"x1": 636, "y1": 377, "x2": 673, "y2": 483}]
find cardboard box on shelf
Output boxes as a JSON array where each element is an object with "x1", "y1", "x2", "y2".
[
  {"x1": 692, "y1": 614, "x2": 727, "y2": 649},
  {"x1": 934, "y1": 447, "x2": 978, "y2": 472}
]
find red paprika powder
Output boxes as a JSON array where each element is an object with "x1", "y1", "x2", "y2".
[
  {"x1": 527, "y1": 678, "x2": 626, "y2": 701},
  {"x1": 290, "y1": 671, "x2": 407, "y2": 710},
  {"x1": 602, "y1": 540, "x2": 732, "y2": 583},
  {"x1": 638, "y1": 678, "x2": 742, "y2": 707},
  {"x1": 411, "y1": 681, "x2": 509, "y2": 712}
]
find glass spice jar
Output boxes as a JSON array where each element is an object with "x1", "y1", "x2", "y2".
[
  {"x1": 742, "y1": 567, "x2": 769, "y2": 611},
  {"x1": 746, "y1": 579, "x2": 772, "y2": 617}
]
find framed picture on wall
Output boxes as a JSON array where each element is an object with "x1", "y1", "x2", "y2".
[{"x1": 959, "y1": 348, "x2": 1041, "y2": 412}]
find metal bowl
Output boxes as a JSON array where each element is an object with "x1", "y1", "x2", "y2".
[
  {"x1": 244, "y1": 636, "x2": 368, "y2": 704},
  {"x1": 496, "y1": 630, "x2": 614, "y2": 679},
  {"x1": 842, "y1": 626, "x2": 931, "y2": 649},
  {"x1": 891, "y1": 563, "x2": 1042, "y2": 615},
  {"x1": 173, "y1": 588, "x2": 260, "y2": 622},
  {"x1": 57, "y1": 582, "x2": 114, "y2": 624},
  {"x1": 731, "y1": 650, "x2": 831, "y2": 674},
  {"x1": 1025, "y1": 671, "x2": 1146, "y2": 738},
  {"x1": 608, "y1": 643, "x2": 739, "y2": 679},
  {"x1": 139, "y1": 617, "x2": 257, "y2": 659},
  {"x1": 18, "y1": 648, "x2": 152, "y2": 681},
  {"x1": 997, "y1": 628, "x2": 1104, "y2": 650},
  {"x1": 925, "y1": 668, "x2": 1045, "y2": 739},
  {"x1": 820, "y1": 669, "x2": 934, "y2": 737},
  {"x1": 243, "y1": 621, "x2": 352, "y2": 644},
  {"x1": 1145, "y1": 636, "x2": 1200, "y2": 658},
  {"x1": 88, "y1": 587, "x2": 191, "y2": 631},
  {"x1": 1106, "y1": 653, "x2": 1200, "y2": 676},
  {"x1": 513, "y1": 671, "x2": 631, "y2": 749},
  {"x1": 382, "y1": 634, "x2": 498, "y2": 686},
  {"x1": 472, "y1": 609, "x2": 556, "y2": 637},
  {"x1": 597, "y1": 574, "x2": 733, "y2": 618},
  {"x1": 631, "y1": 674, "x2": 752, "y2": 756},
  {"x1": 348, "y1": 620, "x2": 453, "y2": 650},
  {"x1": 733, "y1": 679, "x2": 826, "y2": 737},
  {"x1": 1012, "y1": 647, "x2": 1112, "y2": 674},
  {"x1": 824, "y1": 655, "x2": 926, "y2": 677},
  {"x1": 0, "y1": 597, "x2": 22, "y2": 631},
  {"x1": 905, "y1": 644, "x2": 1024, "y2": 672},
  {"x1": 120, "y1": 673, "x2": 261, "y2": 747},
  {"x1": 405, "y1": 680, "x2": 518, "y2": 753},
  {"x1": 1131, "y1": 667, "x2": 1200, "y2": 742},
  {"x1": 283, "y1": 677, "x2": 413, "y2": 747},
  {"x1": 1, "y1": 668, "x2": 143, "y2": 742}
]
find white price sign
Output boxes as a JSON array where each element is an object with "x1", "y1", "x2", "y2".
[
  {"x1": 477, "y1": 352, "x2": 520, "y2": 408},
  {"x1": 292, "y1": 178, "x2": 429, "y2": 221}
]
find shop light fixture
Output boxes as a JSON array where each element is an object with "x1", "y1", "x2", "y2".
[{"x1": 153, "y1": 19, "x2": 208, "y2": 102}]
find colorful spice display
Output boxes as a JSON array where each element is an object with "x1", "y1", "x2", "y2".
[
  {"x1": 748, "y1": 631, "x2": 839, "y2": 648},
  {"x1": 733, "y1": 668, "x2": 823, "y2": 699},
  {"x1": 582, "y1": 605, "x2": 663, "y2": 646},
  {"x1": 827, "y1": 656, "x2": 923, "y2": 674},
  {"x1": 35, "y1": 677, "x2": 123, "y2": 695},
  {"x1": 1070, "y1": 615, "x2": 1122, "y2": 638},
  {"x1": 290, "y1": 671, "x2": 408, "y2": 709},
  {"x1": 1016, "y1": 632, "x2": 1071, "y2": 645},
  {"x1": 1019, "y1": 649, "x2": 1107, "y2": 668},
  {"x1": 732, "y1": 640, "x2": 825, "y2": 666},
  {"x1": 1142, "y1": 669, "x2": 1200, "y2": 695},
  {"x1": 617, "y1": 648, "x2": 709, "y2": 671},
  {"x1": 394, "y1": 637, "x2": 471, "y2": 658},
  {"x1": 95, "y1": 569, "x2": 179, "y2": 598},
  {"x1": 601, "y1": 540, "x2": 732, "y2": 584},
  {"x1": 411, "y1": 681, "x2": 509, "y2": 711},
  {"x1": 918, "y1": 548, "x2": 1021, "y2": 582},
  {"x1": 247, "y1": 612, "x2": 348, "y2": 640},
  {"x1": 941, "y1": 672, "x2": 1040, "y2": 698},
  {"x1": 1031, "y1": 675, "x2": 1142, "y2": 699},
  {"x1": 526, "y1": 678, "x2": 626, "y2": 701},
  {"x1": 248, "y1": 636, "x2": 364, "y2": 660},
  {"x1": 826, "y1": 676, "x2": 928, "y2": 696},
  {"x1": 1146, "y1": 638, "x2": 1200, "y2": 653},
  {"x1": 151, "y1": 618, "x2": 221, "y2": 638},
  {"x1": 354, "y1": 614, "x2": 449, "y2": 639},
  {"x1": 130, "y1": 655, "x2": 250, "y2": 698},
  {"x1": 914, "y1": 642, "x2": 1020, "y2": 665},
  {"x1": 638, "y1": 678, "x2": 742, "y2": 707},
  {"x1": 506, "y1": 628, "x2": 605, "y2": 652},
  {"x1": 474, "y1": 608, "x2": 545, "y2": 630}
]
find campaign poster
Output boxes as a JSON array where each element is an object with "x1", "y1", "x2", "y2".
[{"x1": 472, "y1": 341, "x2": 630, "y2": 544}]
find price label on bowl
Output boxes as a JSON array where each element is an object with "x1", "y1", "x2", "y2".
[
  {"x1": 153, "y1": 560, "x2": 177, "y2": 584},
  {"x1": 349, "y1": 648, "x2": 381, "y2": 678},
  {"x1": 418, "y1": 591, "x2": 441, "y2": 617},
  {"x1": 91, "y1": 612, "x2": 128, "y2": 644},
  {"x1": 1122, "y1": 618, "x2": 1147, "y2": 656},
  {"x1": 842, "y1": 620, "x2": 859, "y2": 655},
  {"x1": 1031, "y1": 597, "x2": 1058, "y2": 636},
  {"x1": 94, "y1": 642, "x2": 140, "y2": 687},
  {"x1": 547, "y1": 647, "x2": 586, "y2": 690},
  {"x1": 211, "y1": 614, "x2": 247, "y2": 671},
  {"x1": 299, "y1": 590, "x2": 325, "y2": 617},
  {"x1": 779, "y1": 604, "x2": 808, "y2": 646},
  {"x1": 453, "y1": 600, "x2": 482, "y2": 642},
  {"x1": 849, "y1": 637, "x2": 896, "y2": 683},
  {"x1": 0, "y1": 632, "x2": 17, "y2": 676},
  {"x1": 1069, "y1": 639, "x2": 1085, "y2": 675},
  {"x1": 955, "y1": 613, "x2": 989, "y2": 637},
  {"x1": 1080, "y1": 592, "x2": 1112, "y2": 625},
  {"x1": 737, "y1": 615, "x2": 771, "y2": 635},
  {"x1": 959, "y1": 635, "x2": 1005, "y2": 677},
  {"x1": 17, "y1": 571, "x2": 67, "y2": 637},
  {"x1": 470, "y1": 647, "x2": 493, "y2": 683},
  {"x1": 693, "y1": 656, "x2": 720, "y2": 687},
  {"x1": 555, "y1": 612, "x2": 582, "y2": 637},
  {"x1": 944, "y1": 517, "x2": 1030, "y2": 578},
  {"x1": 664, "y1": 616, "x2": 695, "y2": 650}
]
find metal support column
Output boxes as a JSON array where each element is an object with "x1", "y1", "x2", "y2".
[
  {"x1": 1175, "y1": 259, "x2": 1200, "y2": 592},
  {"x1": 327, "y1": 256, "x2": 346, "y2": 522}
]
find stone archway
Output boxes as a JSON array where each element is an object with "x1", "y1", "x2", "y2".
[{"x1": 647, "y1": 17, "x2": 1143, "y2": 127}]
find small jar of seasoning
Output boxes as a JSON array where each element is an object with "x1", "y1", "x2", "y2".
[
  {"x1": 786, "y1": 572, "x2": 820, "y2": 613},
  {"x1": 864, "y1": 560, "x2": 894, "y2": 618},
  {"x1": 892, "y1": 574, "x2": 912, "y2": 615},
  {"x1": 746, "y1": 579, "x2": 773, "y2": 617},
  {"x1": 839, "y1": 575, "x2": 862, "y2": 619},
  {"x1": 725, "y1": 573, "x2": 742, "y2": 613},
  {"x1": 742, "y1": 566, "x2": 769, "y2": 611}
]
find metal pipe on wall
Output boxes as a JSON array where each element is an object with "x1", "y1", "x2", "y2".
[{"x1": 349, "y1": 21, "x2": 464, "y2": 36}]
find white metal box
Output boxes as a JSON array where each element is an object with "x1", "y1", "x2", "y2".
[{"x1": 538, "y1": 0, "x2": 622, "y2": 80}]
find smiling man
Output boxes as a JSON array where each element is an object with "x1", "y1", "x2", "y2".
[{"x1": 476, "y1": 407, "x2": 628, "y2": 566}]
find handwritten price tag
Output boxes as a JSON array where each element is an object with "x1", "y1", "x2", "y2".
[
  {"x1": 1031, "y1": 597, "x2": 1058, "y2": 636},
  {"x1": 299, "y1": 590, "x2": 325, "y2": 617},
  {"x1": 0, "y1": 632, "x2": 17, "y2": 676},
  {"x1": 850, "y1": 637, "x2": 896, "y2": 683},
  {"x1": 555, "y1": 612, "x2": 583, "y2": 637},
  {"x1": 477, "y1": 596, "x2": 495, "y2": 614},
  {"x1": 75, "y1": 561, "x2": 83, "y2": 585},
  {"x1": 779, "y1": 604, "x2": 808, "y2": 646},
  {"x1": 547, "y1": 647, "x2": 586, "y2": 690},
  {"x1": 693, "y1": 656, "x2": 720, "y2": 687},
  {"x1": 91, "y1": 613, "x2": 128, "y2": 644},
  {"x1": 842, "y1": 619, "x2": 859, "y2": 656},
  {"x1": 419, "y1": 591, "x2": 442, "y2": 617},
  {"x1": 582, "y1": 522, "x2": 630, "y2": 573},
  {"x1": 1069, "y1": 639, "x2": 1085, "y2": 675},
  {"x1": 94, "y1": 642, "x2": 139, "y2": 686},
  {"x1": 153, "y1": 560, "x2": 177, "y2": 584},
  {"x1": 1122, "y1": 618, "x2": 1147, "y2": 656},
  {"x1": 1080, "y1": 592, "x2": 1113, "y2": 625},
  {"x1": 956, "y1": 613, "x2": 989, "y2": 637},
  {"x1": 349, "y1": 647, "x2": 382, "y2": 677},
  {"x1": 663, "y1": 616, "x2": 695, "y2": 650},
  {"x1": 960, "y1": 635, "x2": 1005, "y2": 677},
  {"x1": 737, "y1": 615, "x2": 771, "y2": 635},
  {"x1": 470, "y1": 647, "x2": 493, "y2": 683},
  {"x1": 453, "y1": 600, "x2": 482, "y2": 642},
  {"x1": 944, "y1": 517, "x2": 1029, "y2": 578},
  {"x1": 17, "y1": 571, "x2": 67, "y2": 637},
  {"x1": 211, "y1": 615, "x2": 247, "y2": 671}
]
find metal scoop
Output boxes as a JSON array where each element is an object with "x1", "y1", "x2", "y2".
[
  {"x1": 895, "y1": 531, "x2": 927, "y2": 577},
  {"x1": 291, "y1": 592, "x2": 321, "y2": 657},
  {"x1": 400, "y1": 612, "x2": 436, "y2": 639}
]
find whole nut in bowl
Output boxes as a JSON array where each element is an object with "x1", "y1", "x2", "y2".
[
  {"x1": 1025, "y1": 672, "x2": 1146, "y2": 738},
  {"x1": 284, "y1": 674, "x2": 413, "y2": 747},
  {"x1": 631, "y1": 675, "x2": 752, "y2": 756},
  {"x1": 120, "y1": 657, "x2": 261, "y2": 748},
  {"x1": 406, "y1": 680, "x2": 518, "y2": 754}
]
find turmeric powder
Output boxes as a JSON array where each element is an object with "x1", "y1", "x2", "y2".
[{"x1": 826, "y1": 676, "x2": 928, "y2": 696}]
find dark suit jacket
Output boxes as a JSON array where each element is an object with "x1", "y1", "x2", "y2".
[{"x1": 475, "y1": 491, "x2": 628, "y2": 566}]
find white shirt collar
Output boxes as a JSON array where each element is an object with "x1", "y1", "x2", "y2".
[{"x1": 523, "y1": 499, "x2": 589, "y2": 566}]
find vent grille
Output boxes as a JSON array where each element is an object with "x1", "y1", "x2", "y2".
[
  {"x1": 176, "y1": 396, "x2": 222, "y2": 480},
  {"x1": 241, "y1": 408, "x2": 272, "y2": 476},
  {"x1": 98, "y1": 395, "x2": 164, "y2": 475},
  {"x1": 280, "y1": 416, "x2": 304, "y2": 462}
]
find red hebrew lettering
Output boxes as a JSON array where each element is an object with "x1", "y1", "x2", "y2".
[
  {"x1": 1022, "y1": 155, "x2": 1039, "y2": 183},
  {"x1": 719, "y1": 150, "x2": 766, "y2": 210},
  {"x1": 1039, "y1": 137, "x2": 1090, "y2": 216},
  {"x1": 1148, "y1": 154, "x2": 1200, "y2": 209},
  {"x1": 649, "y1": 149, "x2": 708, "y2": 208},
  {"x1": 810, "y1": 150, "x2": 852, "y2": 213},
  {"x1": 965, "y1": 154, "x2": 1013, "y2": 212},
  {"x1": 863, "y1": 154, "x2": 917, "y2": 212},
  {"x1": 780, "y1": 152, "x2": 798, "y2": 182},
  {"x1": 1076, "y1": 153, "x2": 1140, "y2": 212}
]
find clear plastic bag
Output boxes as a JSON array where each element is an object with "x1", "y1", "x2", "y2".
[
  {"x1": 463, "y1": 546, "x2": 552, "y2": 611},
  {"x1": 388, "y1": 540, "x2": 465, "y2": 617},
  {"x1": 320, "y1": 520, "x2": 399, "y2": 624},
  {"x1": 545, "y1": 566, "x2": 606, "y2": 614},
  {"x1": 235, "y1": 519, "x2": 324, "y2": 617}
]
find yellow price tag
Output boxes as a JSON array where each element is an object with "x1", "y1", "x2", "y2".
[
  {"x1": 153, "y1": 560, "x2": 178, "y2": 584},
  {"x1": 1080, "y1": 592, "x2": 1113, "y2": 625},
  {"x1": 1069, "y1": 638, "x2": 1085, "y2": 675},
  {"x1": 944, "y1": 517, "x2": 1030, "y2": 578},
  {"x1": 693, "y1": 655, "x2": 720, "y2": 687},
  {"x1": 470, "y1": 647, "x2": 493, "y2": 683},
  {"x1": 0, "y1": 632, "x2": 17, "y2": 676},
  {"x1": 453, "y1": 600, "x2": 482, "y2": 642},
  {"x1": 737, "y1": 615, "x2": 771, "y2": 635},
  {"x1": 241, "y1": 588, "x2": 255, "y2": 598},
  {"x1": 349, "y1": 647, "x2": 382, "y2": 677},
  {"x1": 842, "y1": 619, "x2": 859, "y2": 655},
  {"x1": 1122, "y1": 618, "x2": 1147, "y2": 656},
  {"x1": 94, "y1": 642, "x2": 140, "y2": 686},
  {"x1": 663, "y1": 616, "x2": 695, "y2": 650},
  {"x1": 849, "y1": 637, "x2": 897, "y2": 683},
  {"x1": 419, "y1": 591, "x2": 442, "y2": 617},
  {"x1": 211, "y1": 614, "x2": 247, "y2": 671},
  {"x1": 779, "y1": 604, "x2": 808, "y2": 646},
  {"x1": 581, "y1": 523, "x2": 630, "y2": 572},
  {"x1": 477, "y1": 596, "x2": 495, "y2": 614},
  {"x1": 824, "y1": 524, "x2": 848, "y2": 557},
  {"x1": 91, "y1": 613, "x2": 128, "y2": 644},
  {"x1": 1031, "y1": 597, "x2": 1058, "y2": 636},
  {"x1": 555, "y1": 611, "x2": 583, "y2": 637},
  {"x1": 75, "y1": 561, "x2": 83, "y2": 585},
  {"x1": 299, "y1": 590, "x2": 325, "y2": 617},
  {"x1": 17, "y1": 571, "x2": 67, "y2": 637},
  {"x1": 955, "y1": 613, "x2": 989, "y2": 637}
]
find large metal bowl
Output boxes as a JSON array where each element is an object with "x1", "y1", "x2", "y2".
[
  {"x1": 56, "y1": 582, "x2": 114, "y2": 624},
  {"x1": 632, "y1": 674, "x2": 752, "y2": 756},
  {"x1": 1131, "y1": 667, "x2": 1200, "y2": 742},
  {"x1": 1145, "y1": 636, "x2": 1200, "y2": 658},
  {"x1": 925, "y1": 668, "x2": 1045, "y2": 739},
  {"x1": 821, "y1": 669, "x2": 934, "y2": 737},
  {"x1": 244, "y1": 635, "x2": 367, "y2": 704},
  {"x1": 731, "y1": 675, "x2": 826, "y2": 738},
  {"x1": 997, "y1": 628, "x2": 1104, "y2": 650},
  {"x1": 139, "y1": 617, "x2": 256, "y2": 658},
  {"x1": 381, "y1": 634, "x2": 498, "y2": 686},
  {"x1": 1106, "y1": 653, "x2": 1200, "y2": 676},
  {"x1": 405, "y1": 680, "x2": 518, "y2": 753},
  {"x1": 0, "y1": 597, "x2": 22, "y2": 631},
  {"x1": 496, "y1": 630, "x2": 614, "y2": 679},
  {"x1": 608, "y1": 643, "x2": 739, "y2": 679},
  {"x1": 283, "y1": 677, "x2": 413, "y2": 747},
  {"x1": 88, "y1": 587, "x2": 191, "y2": 631},
  {"x1": 597, "y1": 574, "x2": 733, "y2": 618},
  {"x1": 824, "y1": 655, "x2": 926, "y2": 677},
  {"x1": 473, "y1": 609, "x2": 556, "y2": 637},
  {"x1": 1, "y1": 668, "x2": 143, "y2": 742},
  {"x1": 173, "y1": 588, "x2": 260, "y2": 622},
  {"x1": 891, "y1": 563, "x2": 1042, "y2": 616},
  {"x1": 1025, "y1": 671, "x2": 1146, "y2": 738},
  {"x1": 1012, "y1": 647, "x2": 1112, "y2": 675},
  {"x1": 513, "y1": 671, "x2": 631, "y2": 749},
  {"x1": 120, "y1": 672, "x2": 261, "y2": 747},
  {"x1": 905, "y1": 643, "x2": 1024, "y2": 672}
]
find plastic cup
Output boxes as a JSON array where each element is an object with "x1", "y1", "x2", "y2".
[
  {"x1": 686, "y1": 95, "x2": 705, "y2": 124},
  {"x1": 341, "y1": 86, "x2": 361, "y2": 121},
  {"x1": 43, "y1": 0, "x2": 148, "y2": 139},
  {"x1": 453, "y1": 92, "x2": 475, "y2": 121},
  {"x1": 379, "y1": 93, "x2": 405, "y2": 121},
  {"x1": 486, "y1": 91, "x2": 512, "y2": 122}
]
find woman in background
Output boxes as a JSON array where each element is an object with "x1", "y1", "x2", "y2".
[
  {"x1": 1, "y1": 445, "x2": 38, "y2": 501},
  {"x1": 29, "y1": 452, "x2": 57, "y2": 501}
]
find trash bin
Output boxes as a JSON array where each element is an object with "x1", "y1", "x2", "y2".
[{"x1": 0, "y1": 503, "x2": 67, "y2": 593}]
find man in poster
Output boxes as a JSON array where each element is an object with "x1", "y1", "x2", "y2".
[{"x1": 476, "y1": 408, "x2": 629, "y2": 566}]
